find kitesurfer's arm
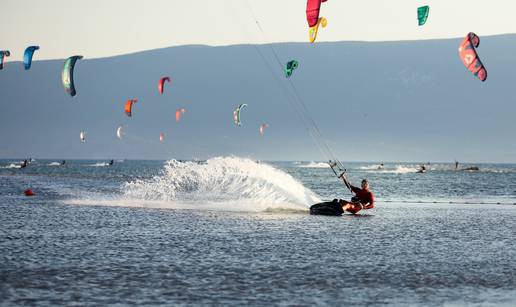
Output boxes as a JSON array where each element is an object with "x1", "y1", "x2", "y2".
[
  {"x1": 350, "y1": 185, "x2": 360, "y2": 194},
  {"x1": 362, "y1": 193, "x2": 374, "y2": 209},
  {"x1": 338, "y1": 173, "x2": 352, "y2": 191}
]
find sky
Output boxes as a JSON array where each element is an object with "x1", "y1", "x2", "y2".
[
  {"x1": 1, "y1": 1, "x2": 515, "y2": 162},
  {"x1": 2, "y1": 0, "x2": 516, "y2": 61}
]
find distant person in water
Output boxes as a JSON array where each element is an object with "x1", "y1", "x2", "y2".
[
  {"x1": 109, "y1": 160, "x2": 114, "y2": 166},
  {"x1": 378, "y1": 163, "x2": 384, "y2": 170},
  {"x1": 339, "y1": 178, "x2": 375, "y2": 214},
  {"x1": 455, "y1": 161, "x2": 459, "y2": 170},
  {"x1": 419, "y1": 164, "x2": 426, "y2": 172},
  {"x1": 61, "y1": 160, "x2": 66, "y2": 165},
  {"x1": 20, "y1": 159, "x2": 28, "y2": 168}
]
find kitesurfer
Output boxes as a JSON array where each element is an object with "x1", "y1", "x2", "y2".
[
  {"x1": 20, "y1": 159, "x2": 28, "y2": 169},
  {"x1": 61, "y1": 160, "x2": 66, "y2": 165},
  {"x1": 455, "y1": 161, "x2": 459, "y2": 170},
  {"x1": 109, "y1": 160, "x2": 114, "y2": 166},
  {"x1": 339, "y1": 178, "x2": 374, "y2": 214},
  {"x1": 311, "y1": 177, "x2": 375, "y2": 215}
]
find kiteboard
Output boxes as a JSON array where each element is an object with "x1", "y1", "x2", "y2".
[
  {"x1": 309, "y1": 17, "x2": 327, "y2": 43},
  {"x1": 310, "y1": 199, "x2": 362, "y2": 216}
]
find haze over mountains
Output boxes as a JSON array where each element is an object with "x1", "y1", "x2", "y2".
[{"x1": 1, "y1": 35, "x2": 515, "y2": 162}]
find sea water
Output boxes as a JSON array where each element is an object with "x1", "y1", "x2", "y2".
[{"x1": 1, "y1": 158, "x2": 515, "y2": 305}]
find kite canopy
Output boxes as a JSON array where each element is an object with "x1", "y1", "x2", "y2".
[
  {"x1": 233, "y1": 103, "x2": 247, "y2": 126},
  {"x1": 176, "y1": 108, "x2": 186, "y2": 122},
  {"x1": 125, "y1": 99, "x2": 138, "y2": 117},
  {"x1": 285, "y1": 60, "x2": 299, "y2": 78},
  {"x1": 306, "y1": 0, "x2": 328, "y2": 43},
  {"x1": 259, "y1": 123, "x2": 269, "y2": 135},
  {"x1": 62, "y1": 55, "x2": 83, "y2": 97},
  {"x1": 0, "y1": 50, "x2": 11, "y2": 70},
  {"x1": 80, "y1": 131, "x2": 86, "y2": 143},
  {"x1": 116, "y1": 125, "x2": 124, "y2": 139},
  {"x1": 23, "y1": 46, "x2": 39, "y2": 70},
  {"x1": 458, "y1": 32, "x2": 487, "y2": 82},
  {"x1": 417, "y1": 6, "x2": 429, "y2": 26},
  {"x1": 159, "y1": 133, "x2": 165, "y2": 142},
  {"x1": 306, "y1": 0, "x2": 327, "y2": 27},
  {"x1": 158, "y1": 76, "x2": 171, "y2": 95}
]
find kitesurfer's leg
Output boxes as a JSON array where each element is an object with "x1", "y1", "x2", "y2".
[{"x1": 340, "y1": 200, "x2": 362, "y2": 214}]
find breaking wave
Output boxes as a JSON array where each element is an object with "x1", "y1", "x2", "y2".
[{"x1": 122, "y1": 157, "x2": 320, "y2": 212}]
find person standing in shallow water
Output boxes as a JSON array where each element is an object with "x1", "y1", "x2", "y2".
[{"x1": 338, "y1": 178, "x2": 375, "y2": 214}]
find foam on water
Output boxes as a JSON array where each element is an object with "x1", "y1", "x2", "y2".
[
  {"x1": 359, "y1": 164, "x2": 384, "y2": 170},
  {"x1": 90, "y1": 162, "x2": 110, "y2": 167},
  {"x1": 119, "y1": 157, "x2": 320, "y2": 212},
  {"x1": 360, "y1": 165, "x2": 420, "y2": 174},
  {"x1": 1, "y1": 163, "x2": 21, "y2": 169},
  {"x1": 48, "y1": 162, "x2": 61, "y2": 166},
  {"x1": 298, "y1": 161, "x2": 328, "y2": 168}
]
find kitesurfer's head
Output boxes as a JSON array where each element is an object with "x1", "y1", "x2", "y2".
[{"x1": 361, "y1": 179, "x2": 369, "y2": 190}]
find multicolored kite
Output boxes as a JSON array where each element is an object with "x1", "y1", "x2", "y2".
[
  {"x1": 306, "y1": 0, "x2": 328, "y2": 43},
  {"x1": 458, "y1": 32, "x2": 487, "y2": 82},
  {"x1": 80, "y1": 131, "x2": 86, "y2": 143},
  {"x1": 233, "y1": 103, "x2": 247, "y2": 126},
  {"x1": 62, "y1": 56, "x2": 83, "y2": 97},
  {"x1": 285, "y1": 60, "x2": 299, "y2": 78},
  {"x1": 125, "y1": 99, "x2": 138, "y2": 117},
  {"x1": 158, "y1": 76, "x2": 171, "y2": 95},
  {"x1": 159, "y1": 133, "x2": 165, "y2": 142},
  {"x1": 417, "y1": 6, "x2": 429, "y2": 26}
]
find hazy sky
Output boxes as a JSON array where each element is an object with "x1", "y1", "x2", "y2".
[{"x1": 2, "y1": 0, "x2": 516, "y2": 61}]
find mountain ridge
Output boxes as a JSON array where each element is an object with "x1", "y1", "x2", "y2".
[{"x1": 1, "y1": 35, "x2": 515, "y2": 162}]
